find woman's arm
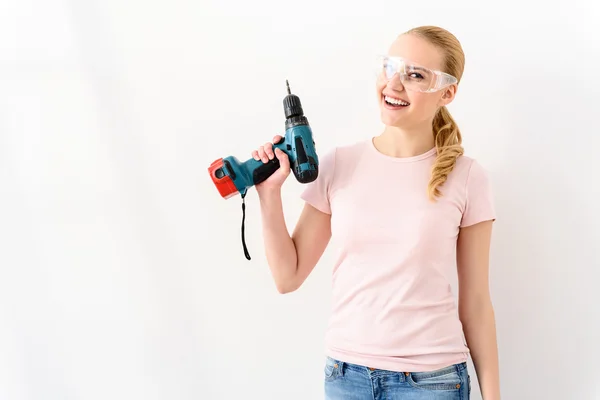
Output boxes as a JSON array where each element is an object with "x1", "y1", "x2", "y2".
[
  {"x1": 258, "y1": 188, "x2": 331, "y2": 294},
  {"x1": 253, "y1": 138, "x2": 332, "y2": 294},
  {"x1": 457, "y1": 220, "x2": 501, "y2": 400}
]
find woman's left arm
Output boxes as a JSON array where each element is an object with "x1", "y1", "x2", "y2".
[{"x1": 457, "y1": 220, "x2": 501, "y2": 400}]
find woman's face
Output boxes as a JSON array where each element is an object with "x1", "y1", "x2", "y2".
[{"x1": 376, "y1": 34, "x2": 456, "y2": 129}]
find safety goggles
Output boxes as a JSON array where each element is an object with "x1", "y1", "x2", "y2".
[{"x1": 376, "y1": 55, "x2": 458, "y2": 93}]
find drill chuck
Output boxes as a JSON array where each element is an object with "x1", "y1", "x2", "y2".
[
  {"x1": 283, "y1": 80, "x2": 309, "y2": 129},
  {"x1": 284, "y1": 80, "x2": 303, "y2": 118}
]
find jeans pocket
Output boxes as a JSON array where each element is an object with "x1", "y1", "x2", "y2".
[
  {"x1": 407, "y1": 365, "x2": 463, "y2": 391},
  {"x1": 323, "y1": 356, "x2": 343, "y2": 382}
]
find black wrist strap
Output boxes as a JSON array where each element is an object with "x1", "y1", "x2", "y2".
[{"x1": 241, "y1": 192, "x2": 251, "y2": 260}]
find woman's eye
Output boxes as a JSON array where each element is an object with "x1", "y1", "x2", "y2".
[{"x1": 409, "y1": 73, "x2": 424, "y2": 80}]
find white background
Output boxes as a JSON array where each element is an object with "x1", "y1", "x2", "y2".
[{"x1": 1, "y1": 1, "x2": 599, "y2": 399}]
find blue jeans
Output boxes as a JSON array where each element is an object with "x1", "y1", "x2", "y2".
[{"x1": 324, "y1": 356, "x2": 471, "y2": 399}]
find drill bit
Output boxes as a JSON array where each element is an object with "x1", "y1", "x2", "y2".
[{"x1": 286, "y1": 79, "x2": 291, "y2": 95}]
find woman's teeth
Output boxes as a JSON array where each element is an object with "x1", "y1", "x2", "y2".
[{"x1": 385, "y1": 96, "x2": 410, "y2": 106}]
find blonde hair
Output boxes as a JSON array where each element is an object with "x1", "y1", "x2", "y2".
[{"x1": 404, "y1": 26, "x2": 466, "y2": 201}]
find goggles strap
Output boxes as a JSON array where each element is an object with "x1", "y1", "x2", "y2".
[{"x1": 434, "y1": 74, "x2": 442, "y2": 89}]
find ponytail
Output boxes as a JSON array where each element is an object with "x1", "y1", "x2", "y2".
[
  {"x1": 401, "y1": 26, "x2": 466, "y2": 200},
  {"x1": 428, "y1": 106, "x2": 464, "y2": 200}
]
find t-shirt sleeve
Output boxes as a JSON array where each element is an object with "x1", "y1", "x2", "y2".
[
  {"x1": 460, "y1": 159, "x2": 496, "y2": 228},
  {"x1": 299, "y1": 147, "x2": 336, "y2": 214}
]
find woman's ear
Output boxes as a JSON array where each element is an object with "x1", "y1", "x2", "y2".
[{"x1": 438, "y1": 85, "x2": 457, "y2": 106}]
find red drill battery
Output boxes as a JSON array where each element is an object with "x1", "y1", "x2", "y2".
[{"x1": 208, "y1": 158, "x2": 238, "y2": 199}]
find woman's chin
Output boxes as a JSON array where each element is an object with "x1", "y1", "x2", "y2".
[{"x1": 380, "y1": 110, "x2": 407, "y2": 127}]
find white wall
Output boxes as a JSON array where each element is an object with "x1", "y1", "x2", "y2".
[{"x1": 1, "y1": 1, "x2": 599, "y2": 399}]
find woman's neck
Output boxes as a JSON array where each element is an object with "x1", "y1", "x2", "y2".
[{"x1": 373, "y1": 124, "x2": 435, "y2": 158}]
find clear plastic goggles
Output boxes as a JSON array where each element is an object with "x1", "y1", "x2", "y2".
[{"x1": 376, "y1": 55, "x2": 458, "y2": 93}]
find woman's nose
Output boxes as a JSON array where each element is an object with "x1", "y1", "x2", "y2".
[{"x1": 387, "y1": 73, "x2": 405, "y2": 90}]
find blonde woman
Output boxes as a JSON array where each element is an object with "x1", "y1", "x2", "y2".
[{"x1": 252, "y1": 25, "x2": 501, "y2": 400}]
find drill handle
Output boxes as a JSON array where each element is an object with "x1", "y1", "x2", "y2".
[
  {"x1": 243, "y1": 140, "x2": 287, "y2": 186},
  {"x1": 249, "y1": 157, "x2": 281, "y2": 186}
]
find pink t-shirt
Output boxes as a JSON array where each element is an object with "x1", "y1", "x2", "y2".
[{"x1": 300, "y1": 138, "x2": 496, "y2": 372}]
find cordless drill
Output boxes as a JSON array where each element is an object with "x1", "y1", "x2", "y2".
[
  {"x1": 208, "y1": 81, "x2": 319, "y2": 199},
  {"x1": 208, "y1": 81, "x2": 319, "y2": 260}
]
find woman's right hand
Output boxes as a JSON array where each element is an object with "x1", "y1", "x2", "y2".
[{"x1": 252, "y1": 135, "x2": 291, "y2": 191}]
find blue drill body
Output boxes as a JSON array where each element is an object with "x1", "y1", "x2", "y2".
[
  {"x1": 223, "y1": 123, "x2": 318, "y2": 196},
  {"x1": 210, "y1": 81, "x2": 319, "y2": 198}
]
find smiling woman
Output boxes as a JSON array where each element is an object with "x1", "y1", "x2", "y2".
[
  {"x1": 374, "y1": 28, "x2": 467, "y2": 201},
  {"x1": 250, "y1": 25, "x2": 500, "y2": 400}
]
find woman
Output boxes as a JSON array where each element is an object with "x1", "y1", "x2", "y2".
[{"x1": 251, "y1": 25, "x2": 501, "y2": 400}]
